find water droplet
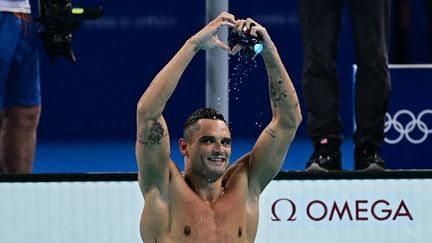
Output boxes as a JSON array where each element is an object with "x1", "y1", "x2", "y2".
[{"x1": 217, "y1": 97, "x2": 221, "y2": 101}]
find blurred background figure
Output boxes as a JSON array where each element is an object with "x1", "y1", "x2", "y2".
[
  {"x1": 0, "y1": 0, "x2": 41, "y2": 174},
  {"x1": 391, "y1": 0, "x2": 432, "y2": 63},
  {"x1": 299, "y1": 0, "x2": 392, "y2": 171},
  {"x1": 429, "y1": 0, "x2": 432, "y2": 61}
]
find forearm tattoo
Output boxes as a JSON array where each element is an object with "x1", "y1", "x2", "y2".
[
  {"x1": 270, "y1": 80, "x2": 287, "y2": 107},
  {"x1": 266, "y1": 62, "x2": 277, "y2": 68},
  {"x1": 265, "y1": 127, "x2": 276, "y2": 138},
  {"x1": 137, "y1": 120, "x2": 164, "y2": 145}
]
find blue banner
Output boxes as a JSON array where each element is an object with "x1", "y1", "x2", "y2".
[{"x1": 382, "y1": 65, "x2": 432, "y2": 169}]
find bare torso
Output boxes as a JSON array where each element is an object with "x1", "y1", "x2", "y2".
[{"x1": 140, "y1": 156, "x2": 259, "y2": 243}]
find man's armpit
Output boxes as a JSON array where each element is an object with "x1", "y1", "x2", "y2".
[{"x1": 137, "y1": 120, "x2": 165, "y2": 146}]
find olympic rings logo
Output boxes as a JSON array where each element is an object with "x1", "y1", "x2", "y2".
[{"x1": 384, "y1": 109, "x2": 432, "y2": 144}]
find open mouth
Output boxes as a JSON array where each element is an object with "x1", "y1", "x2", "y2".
[{"x1": 207, "y1": 156, "x2": 226, "y2": 166}]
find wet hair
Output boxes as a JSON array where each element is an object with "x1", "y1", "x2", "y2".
[{"x1": 183, "y1": 108, "x2": 227, "y2": 141}]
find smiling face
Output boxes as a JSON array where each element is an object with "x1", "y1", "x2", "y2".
[{"x1": 180, "y1": 119, "x2": 232, "y2": 182}]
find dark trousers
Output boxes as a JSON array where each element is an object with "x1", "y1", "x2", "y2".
[{"x1": 299, "y1": 0, "x2": 392, "y2": 147}]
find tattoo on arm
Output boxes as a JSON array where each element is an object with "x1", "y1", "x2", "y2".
[
  {"x1": 269, "y1": 80, "x2": 287, "y2": 107},
  {"x1": 265, "y1": 127, "x2": 276, "y2": 138},
  {"x1": 137, "y1": 120, "x2": 165, "y2": 146},
  {"x1": 266, "y1": 62, "x2": 277, "y2": 68}
]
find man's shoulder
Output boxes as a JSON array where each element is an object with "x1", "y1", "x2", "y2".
[
  {"x1": 222, "y1": 153, "x2": 252, "y2": 186},
  {"x1": 227, "y1": 152, "x2": 251, "y2": 172},
  {"x1": 168, "y1": 160, "x2": 181, "y2": 174}
]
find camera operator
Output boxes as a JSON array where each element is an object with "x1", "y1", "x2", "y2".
[{"x1": 0, "y1": 0, "x2": 41, "y2": 174}]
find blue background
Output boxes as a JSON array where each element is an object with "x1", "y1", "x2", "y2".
[
  {"x1": 380, "y1": 67, "x2": 432, "y2": 169},
  {"x1": 29, "y1": 0, "x2": 432, "y2": 172}
]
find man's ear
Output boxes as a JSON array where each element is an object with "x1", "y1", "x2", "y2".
[{"x1": 179, "y1": 138, "x2": 189, "y2": 156}]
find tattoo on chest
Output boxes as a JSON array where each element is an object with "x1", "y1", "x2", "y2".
[
  {"x1": 137, "y1": 120, "x2": 164, "y2": 145},
  {"x1": 270, "y1": 80, "x2": 287, "y2": 107}
]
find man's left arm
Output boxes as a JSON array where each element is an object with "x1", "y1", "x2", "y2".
[{"x1": 242, "y1": 19, "x2": 302, "y2": 196}]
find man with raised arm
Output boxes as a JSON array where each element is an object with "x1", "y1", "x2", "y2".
[{"x1": 136, "y1": 12, "x2": 302, "y2": 243}]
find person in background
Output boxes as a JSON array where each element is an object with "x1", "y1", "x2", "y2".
[
  {"x1": 426, "y1": 0, "x2": 432, "y2": 61},
  {"x1": 0, "y1": 0, "x2": 41, "y2": 173},
  {"x1": 299, "y1": 0, "x2": 392, "y2": 171}
]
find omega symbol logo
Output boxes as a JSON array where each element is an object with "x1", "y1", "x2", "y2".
[{"x1": 271, "y1": 198, "x2": 297, "y2": 221}]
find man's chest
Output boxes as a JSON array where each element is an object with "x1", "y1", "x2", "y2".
[
  {"x1": 168, "y1": 187, "x2": 252, "y2": 241},
  {"x1": 169, "y1": 202, "x2": 248, "y2": 242}
]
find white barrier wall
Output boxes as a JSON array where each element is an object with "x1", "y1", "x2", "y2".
[
  {"x1": 1, "y1": 178, "x2": 431, "y2": 243},
  {"x1": 0, "y1": 181, "x2": 143, "y2": 243},
  {"x1": 256, "y1": 179, "x2": 431, "y2": 243}
]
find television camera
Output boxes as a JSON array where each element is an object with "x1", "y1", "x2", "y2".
[{"x1": 37, "y1": 0, "x2": 103, "y2": 64}]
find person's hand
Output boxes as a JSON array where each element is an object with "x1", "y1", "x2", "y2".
[
  {"x1": 232, "y1": 18, "x2": 275, "y2": 55},
  {"x1": 190, "y1": 12, "x2": 236, "y2": 52}
]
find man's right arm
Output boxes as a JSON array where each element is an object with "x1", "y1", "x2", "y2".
[
  {"x1": 136, "y1": 12, "x2": 236, "y2": 198},
  {"x1": 136, "y1": 40, "x2": 199, "y2": 198}
]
